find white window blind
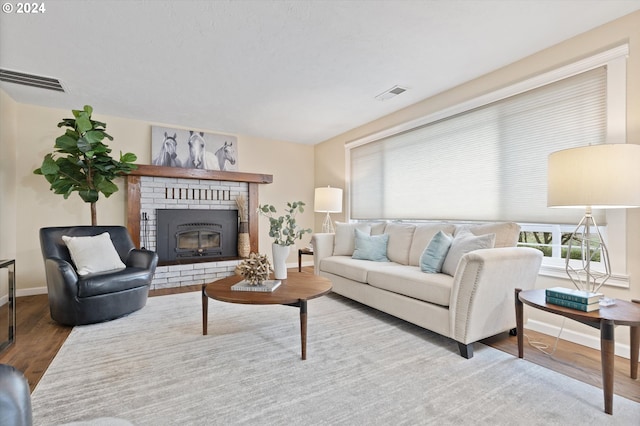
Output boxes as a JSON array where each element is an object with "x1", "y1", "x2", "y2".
[{"x1": 350, "y1": 67, "x2": 607, "y2": 224}]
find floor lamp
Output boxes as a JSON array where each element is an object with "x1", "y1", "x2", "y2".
[
  {"x1": 314, "y1": 186, "x2": 343, "y2": 233},
  {"x1": 547, "y1": 144, "x2": 640, "y2": 293}
]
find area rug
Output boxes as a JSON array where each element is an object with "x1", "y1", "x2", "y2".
[{"x1": 31, "y1": 292, "x2": 639, "y2": 425}]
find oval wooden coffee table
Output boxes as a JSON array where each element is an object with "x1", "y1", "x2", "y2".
[{"x1": 202, "y1": 271, "x2": 332, "y2": 360}]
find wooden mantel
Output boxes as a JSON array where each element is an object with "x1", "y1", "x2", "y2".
[
  {"x1": 126, "y1": 164, "x2": 273, "y2": 251},
  {"x1": 128, "y1": 164, "x2": 273, "y2": 184}
]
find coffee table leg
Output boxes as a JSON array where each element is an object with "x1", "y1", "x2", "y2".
[
  {"x1": 202, "y1": 286, "x2": 208, "y2": 336},
  {"x1": 601, "y1": 319, "x2": 615, "y2": 415},
  {"x1": 300, "y1": 299, "x2": 307, "y2": 360}
]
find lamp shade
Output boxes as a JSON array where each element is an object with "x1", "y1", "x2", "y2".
[
  {"x1": 547, "y1": 144, "x2": 640, "y2": 209},
  {"x1": 314, "y1": 187, "x2": 343, "y2": 213}
]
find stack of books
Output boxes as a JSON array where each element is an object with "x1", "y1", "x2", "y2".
[
  {"x1": 545, "y1": 287, "x2": 603, "y2": 312},
  {"x1": 231, "y1": 279, "x2": 281, "y2": 292}
]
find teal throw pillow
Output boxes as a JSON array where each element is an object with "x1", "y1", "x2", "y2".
[
  {"x1": 420, "y1": 230, "x2": 453, "y2": 273},
  {"x1": 352, "y1": 228, "x2": 389, "y2": 262}
]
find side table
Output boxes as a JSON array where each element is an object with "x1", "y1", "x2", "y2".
[
  {"x1": 515, "y1": 288, "x2": 640, "y2": 415},
  {"x1": 0, "y1": 259, "x2": 16, "y2": 353},
  {"x1": 298, "y1": 247, "x2": 314, "y2": 272}
]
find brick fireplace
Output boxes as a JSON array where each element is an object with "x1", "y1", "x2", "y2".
[{"x1": 126, "y1": 165, "x2": 272, "y2": 289}]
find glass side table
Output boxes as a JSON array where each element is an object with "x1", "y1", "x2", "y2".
[{"x1": 0, "y1": 259, "x2": 16, "y2": 353}]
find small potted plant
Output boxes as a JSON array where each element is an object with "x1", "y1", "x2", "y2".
[{"x1": 258, "y1": 201, "x2": 312, "y2": 279}]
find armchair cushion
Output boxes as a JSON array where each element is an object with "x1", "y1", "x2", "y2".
[
  {"x1": 77, "y1": 266, "x2": 156, "y2": 298},
  {"x1": 62, "y1": 232, "x2": 126, "y2": 276}
]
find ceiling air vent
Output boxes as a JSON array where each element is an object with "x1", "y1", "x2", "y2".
[
  {"x1": 375, "y1": 85, "x2": 407, "y2": 101},
  {"x1": 0, "y1": 69, "x2": 65, "y2": 92}
]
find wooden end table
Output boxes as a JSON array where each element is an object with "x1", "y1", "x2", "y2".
[
  {"x1": 202, "y1": 271, "x2": 332, "y2": 360},
  {"x1": 515, "y1": 288, "x2": 640, "y2": 415},
  {"x1": 298, "y1": 247, "x2": 314, "y2": 272}
]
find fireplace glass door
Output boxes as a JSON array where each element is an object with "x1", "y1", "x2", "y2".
[{"x1": 176, "y1": 228, "x2": 221, "y2": 257}]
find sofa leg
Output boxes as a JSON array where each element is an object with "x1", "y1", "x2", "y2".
[
  {"x1": 509, "y1": 328, "x2": 517, "y2": 336},
  {"x1": 457, "y1": 342, "x2": 474, "y2": 359}
]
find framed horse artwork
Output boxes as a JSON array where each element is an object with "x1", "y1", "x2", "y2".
[{"x1": 150, "y1": 126, "x2": 239, "y2": 171}]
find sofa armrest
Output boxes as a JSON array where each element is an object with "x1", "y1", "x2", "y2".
[
  {"x1": 126, "y1": 249, "x2": 159, "y2": 271},
  {"x1": 311, "y1": 233, "x2": 335, "y2": 275},
  {"x1": 449, "y1": 247, "x2": 543, "y2": 345}
]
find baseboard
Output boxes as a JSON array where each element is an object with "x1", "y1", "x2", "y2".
[
  {"x1": 17, "y1": 286, "x2": 48, "y2": 297},
  {"x1": 526, "y1": 319, "x2": 631, "y2": 360},
  {"x1": 1, "y1": 286, "x2": 47, "y2": 307}
]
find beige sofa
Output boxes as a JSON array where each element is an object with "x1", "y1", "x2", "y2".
[{"x1": 312, "y1": 221, "x2": 543, "y2": 358}]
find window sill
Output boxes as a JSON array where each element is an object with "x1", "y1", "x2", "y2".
[{"x1": 538, "y1": 263, "x2": 630, "y2": 289}]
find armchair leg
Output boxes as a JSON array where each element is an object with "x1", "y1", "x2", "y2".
[{"x1": 457, "y1": 342, "x2": 474, "y2": 359}]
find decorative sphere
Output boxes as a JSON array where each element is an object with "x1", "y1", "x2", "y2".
[{"x1": 237, "y1": 252, "x2": 271, "y2": 285}]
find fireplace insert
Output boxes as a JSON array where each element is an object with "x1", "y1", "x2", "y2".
[{"x1": 156, "y1": 209, "x2": 238, "y2": 263}]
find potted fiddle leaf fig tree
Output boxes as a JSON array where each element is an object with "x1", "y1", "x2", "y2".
[{"x1": 34, "y1": 105, "x2": 138, "y2": 226}]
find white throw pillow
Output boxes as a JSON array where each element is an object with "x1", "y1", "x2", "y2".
[
  {"x1": 441, "y1": 230, "x2": 496, "y2": 276},
  {"x1": 463, "y1": 222, "x2": 520, "y2": 248},
  {"x1": 333, "y1": 222, "x2": 372, "y2": 256},
  {"x1": 62, "y1": 232, "x2": 126, "y2": 276}
]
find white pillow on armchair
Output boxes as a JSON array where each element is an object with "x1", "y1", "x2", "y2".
[{"x1": 62, "y1": 232, "x2": 126, "y2": 276}]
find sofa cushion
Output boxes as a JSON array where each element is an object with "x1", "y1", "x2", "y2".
[
  {"x1": 320, "y1": 256, "x2": 395, "y2": 283},
  {"x1": 420, "y1": 230, "x2": 453, "y2": 273},
  {"x1": 409, "y1": 223, "x2": 457, "y2": 266},
  {"x1": 367, "y1": 265, "x2": 454, "y2": 306},
  {"x1": 384, "y1": 223, "x2": 416, "y2": 265},
  {"x1": 352, "y1": 229, "x2": 389, "y2": 262},
  {"x1": 461, "y1": 222, "x2": 520, "y2": 248},
  {"x1": 333, "y1": 222, "x2": 372, "y2": 256},
  {"x1": 441, "y1": 229, "x2": 496, "y2": 276},
  {"x1": 62, "y1": 232, "x2": 126, "y2": 276},
  {"x1": 332, "y1": 222, "x2": 388, "y2": 255},
  {"x1": 370, "y1": 222, "x2": 387, "y2": 235}
]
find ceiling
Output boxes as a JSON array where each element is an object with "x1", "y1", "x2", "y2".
[{"x1": 1, "y1": 1, "x2": 639, "y2": 145}]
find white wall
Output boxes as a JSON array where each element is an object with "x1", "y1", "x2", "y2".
[
  {"x1": 0, "y1": 99, "x2": 314, "y2": 293},
  {"x1": 314, "y1": 11, "x2": 640, "y2": 355}
]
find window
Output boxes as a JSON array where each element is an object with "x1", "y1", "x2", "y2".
[{"x1": 346, "y1": 45, "x2": 629, "y2": 287}]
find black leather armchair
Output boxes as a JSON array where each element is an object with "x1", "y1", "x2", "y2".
[
  {"x1": 39, "y1": 226, "x2": 159, "y2": 326},
  {"x1": 0, "y1": 364, "x2": 32, "y2": 426}
]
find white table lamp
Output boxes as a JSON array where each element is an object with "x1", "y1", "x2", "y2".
[
  {"x1": 314, "y1": 186, "x2": 343, "y2": 233},
  {"x1": 548, "y1": 143, "x2": 640, "y2": 293}
]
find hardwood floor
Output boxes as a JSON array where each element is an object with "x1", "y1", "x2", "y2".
[{"x1": 1, "y1": 272, "x2": 638, "y2": 404}]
